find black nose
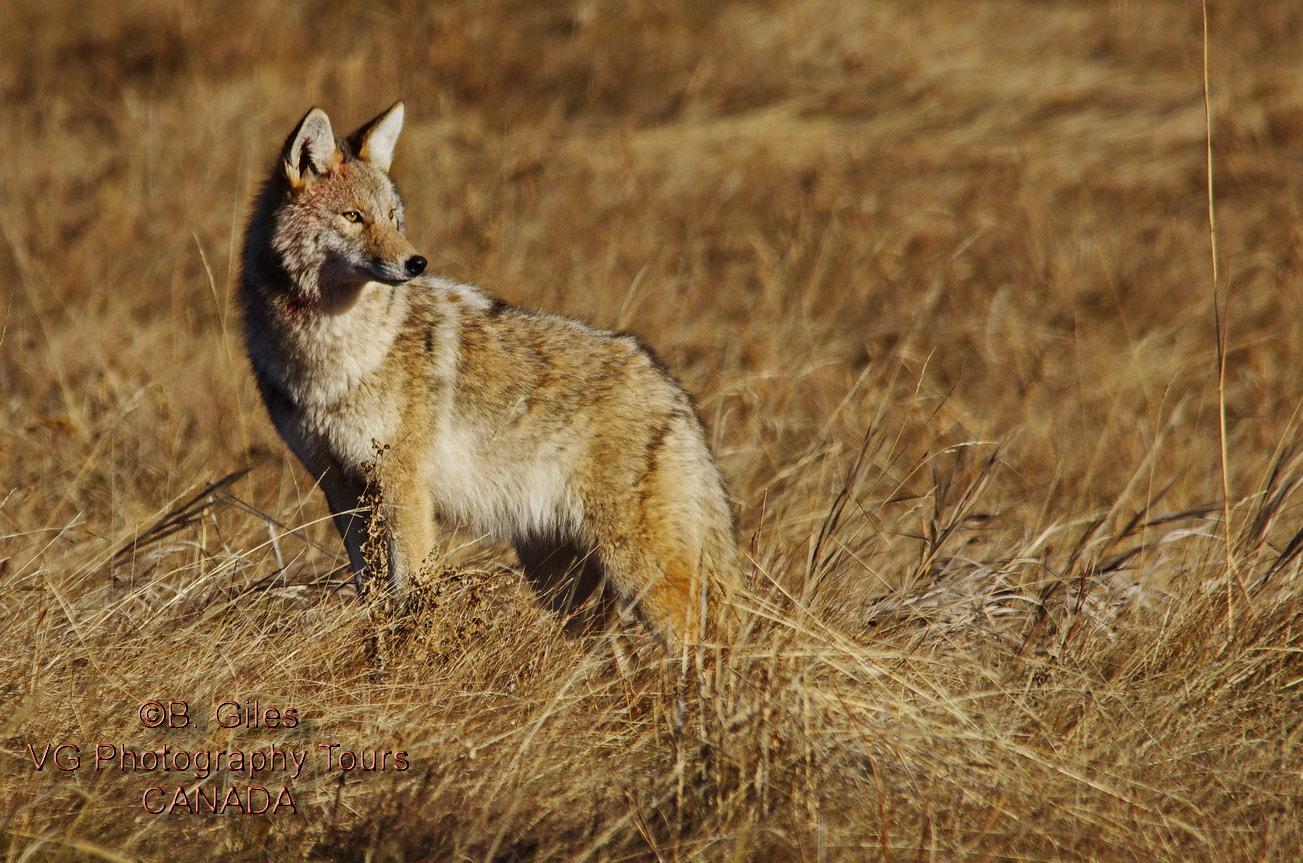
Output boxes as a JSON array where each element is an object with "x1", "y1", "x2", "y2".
[{"x1": 405, "y1": 255, "x2": 427, "y2": 276}]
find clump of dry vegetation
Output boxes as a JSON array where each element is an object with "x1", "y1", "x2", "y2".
[{"x1": 3, "y1": 1, "x2": 1302, "y2": 860}]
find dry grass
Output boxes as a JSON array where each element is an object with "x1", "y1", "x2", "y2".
[{"x1": 3, "y1": 0, "x2": 1303, "y2": 860}]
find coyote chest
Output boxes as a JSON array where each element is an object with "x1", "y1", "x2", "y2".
[{"x1": 257, "y1": 294, "x2": 407, "y2": 478}]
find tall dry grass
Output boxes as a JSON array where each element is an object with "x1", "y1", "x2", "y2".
[{"x1": 3, "y1": 0, "x2": 1302, "y2": 860}]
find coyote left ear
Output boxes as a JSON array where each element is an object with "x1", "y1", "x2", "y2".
[
  {"x1": 348, "y1": 102, "x2": 405, "y2": 173},
  {"x1": 282, "y1": 107, "x2": 339, "y2": 189}
]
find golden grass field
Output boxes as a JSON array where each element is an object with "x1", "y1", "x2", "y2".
[{"x1": 3, "y1": 0, "x2": 1303, "y2": 859}]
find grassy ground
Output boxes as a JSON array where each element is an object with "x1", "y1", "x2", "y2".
[{"x1": 3, "y1": 1, "x2": 1302, "y2": 860}]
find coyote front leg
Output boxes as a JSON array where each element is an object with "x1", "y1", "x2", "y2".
[
  {"x1": 318, "y1": 473, "x2": 371, "y2": 592},
  {"x1": 370, "y1": 456, "x2": 437, "y2": 597}
]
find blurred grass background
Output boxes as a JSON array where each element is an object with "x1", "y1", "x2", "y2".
[{"x1": 2, "y1": 1, "x2": 1302, "y2": 860}]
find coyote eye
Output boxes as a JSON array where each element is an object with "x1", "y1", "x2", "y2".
[
  {"x1": 341, "y1": 210, "x2": 363, "y2": 223},
  {"x1": 388, "y1": 208, "x2": 398, "y2": 224}
]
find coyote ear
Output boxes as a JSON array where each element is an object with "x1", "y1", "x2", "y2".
[
  {"x1": 281, "y1": 108, "x2": 338, "y2": 189},
  {"x1": 348, "y1": 102, "x2": 405, "y2": 173}
]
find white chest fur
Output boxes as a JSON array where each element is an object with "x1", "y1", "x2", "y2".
[{"x1": 426, "y1": 420, "x2": 578, "y2": 540}]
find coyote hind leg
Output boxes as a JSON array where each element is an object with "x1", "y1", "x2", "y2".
[{"x1": 515, "y1": 538, "x2": 617, "y2": 635}]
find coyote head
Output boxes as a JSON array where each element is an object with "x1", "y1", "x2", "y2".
[{"x1": 263, "y1": 102, "x2": 427, "y2": 302}]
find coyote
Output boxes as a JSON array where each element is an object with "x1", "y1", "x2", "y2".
[{"x1": 240, "y1": 102, "x2": 738, "y2": 645}]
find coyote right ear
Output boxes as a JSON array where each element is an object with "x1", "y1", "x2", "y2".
[{"x1": 281, "y1": 108, "x2": 339, "y2": 189}]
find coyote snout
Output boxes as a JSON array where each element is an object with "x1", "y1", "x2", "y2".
[
  {"x1": 321, "y1": 217, "x2": 427, "y2": 287},
  {"x1": 240, "y1": 102, "x2": 740, "y2": 648}
]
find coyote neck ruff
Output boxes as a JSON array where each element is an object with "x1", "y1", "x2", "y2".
[{"x1": 240, "y1": 102, "x2": 739, "y2": 645}]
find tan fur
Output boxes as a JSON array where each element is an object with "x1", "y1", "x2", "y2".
[{"x1": 240, "y1": 103, "x2": 739, "y2": 646}]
